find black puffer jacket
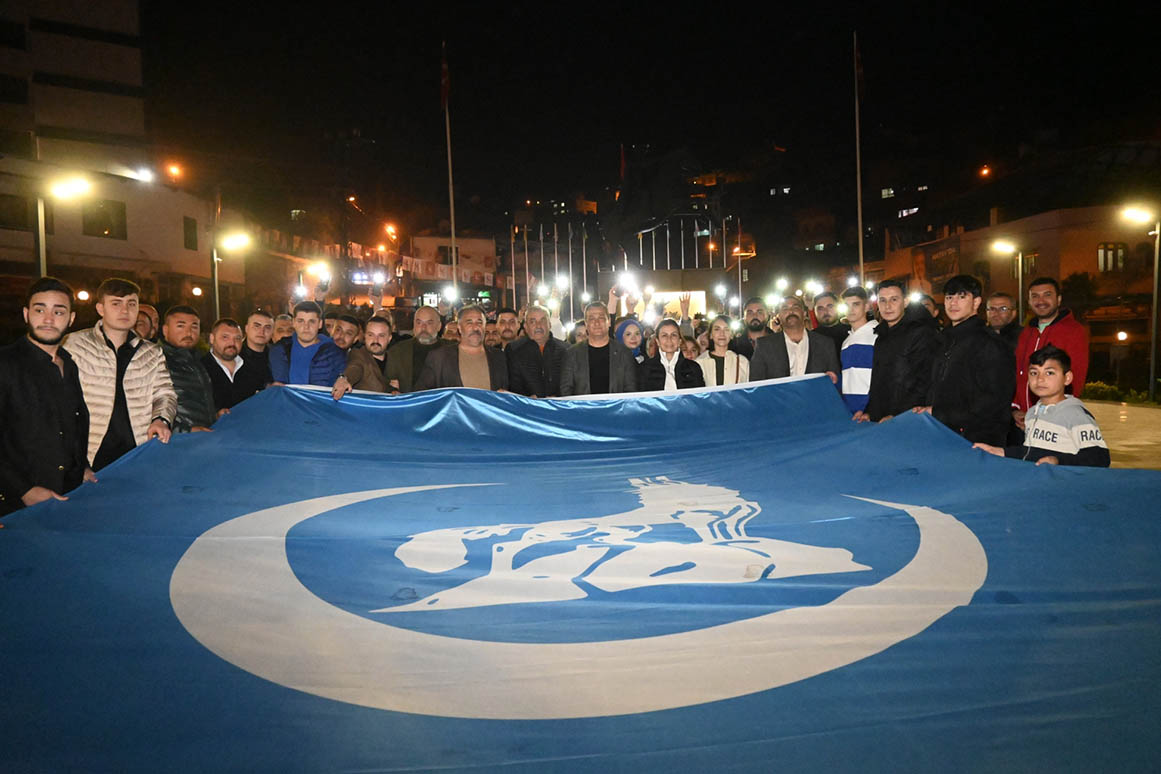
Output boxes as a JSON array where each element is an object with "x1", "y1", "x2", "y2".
[
  {"x1": 927, "y1": 316, "x2": 1015, "y2": 445},
  {"x1": 864, "y1": 304, "x2": 940, "y2": 420},
  {"x1": 161, "y1": 342, "x2": 216, "y2": 432},
  {"x1": 639, "y1": 353, "x2": 706, "y2": 391}
]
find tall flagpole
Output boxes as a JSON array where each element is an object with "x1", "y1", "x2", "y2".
[
  {"x1": 539, "y1": 224, "x2": 545, "y2": 282},
  {"x1": 553, "y1": 222, "x2": 559, "y2": 277},
  {"x1": 854, "y1": 31, "x2": 865, "y2": 285},
  {"x1": 442, "y1": 43, "x2": 458, "y2": 292},
  {"x1": 523, "y1": 226, "x2": 530, "y2": 308},
  {"x1": 567, "y1": 222, "x2": 574, "y2": 320},
  {"x1": 513, "y1": 227, "x2": 522, "y2": 308}
]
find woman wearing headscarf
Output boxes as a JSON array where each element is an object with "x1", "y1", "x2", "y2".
[
  {"x1": 615, "y1": 319, "x2": 646, "y2": 364},
  {"x1": 696, "y1": 315, "x2": 750, "y2": 386}
]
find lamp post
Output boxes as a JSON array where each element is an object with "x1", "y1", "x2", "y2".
[
  {"x1": 1122, "y1": 207, "x2": 1160, "y2": 402},
  {"x1": 991, "y1": 240, "x2": 1023, "y2": 321},
  {"x1": 35, "y1": 176, "x2": 92, "y2": 276}
]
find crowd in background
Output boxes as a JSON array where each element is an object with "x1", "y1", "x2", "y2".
[{"x1": 0, "y1": 270, "x2": 1110, "y2": 518}]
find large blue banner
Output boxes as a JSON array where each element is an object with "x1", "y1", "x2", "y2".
[{"x1": 2, "y1": 377, "x2": 1159, "y2": 772}]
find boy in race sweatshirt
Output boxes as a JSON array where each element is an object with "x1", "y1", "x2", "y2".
[{"x1": 974, "y1": 345, "x2": 1109, "y2": 467}]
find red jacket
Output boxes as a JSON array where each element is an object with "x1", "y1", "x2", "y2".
[{"x1": 1012, "y1": 309, "x2": 1089, "y2": 411}]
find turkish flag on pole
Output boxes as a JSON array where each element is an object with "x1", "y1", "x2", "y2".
[{"x1": 441, "y1": 42, "x2": 450, "y2": 111}]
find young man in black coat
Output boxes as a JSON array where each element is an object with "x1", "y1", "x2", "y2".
[
  {"x1": 640, "y1": 318, "x2": 706, "y2": 391},
  {"x1": 857, "y1": 280, "x2": 941, "y2": 423},
  {"x1": 913, "y1": 275, "x2": 1015, "y2": 445},
  {"x1": 0, "y1": 277, "x2": 95, "y2": 515}
]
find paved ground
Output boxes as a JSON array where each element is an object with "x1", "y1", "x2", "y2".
[{"x1": 1087, "y1": 401, "x2": 1161, "y2": 470}]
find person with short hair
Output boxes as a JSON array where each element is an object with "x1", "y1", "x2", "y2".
[
  {"x1": 241, "y1": 310, "x2": 274, "y2": 387},
  {"x1": 506, "y1": 304, "x2": 567, "y2": 397},
  {"x1": 485, "y1": 321, "x2": 501, "y2": 349},
  {"x1": 729, "y1": 297, "x2": 772, "y2": 359},
  {"x1": 63, "y1": 277, "x2": 176, "y2": 470},
  {"x1": 839, "y1": 286, "x2": 878, "y2": 414},
  {"x1": 559, "y1": 302, "x2": 639, "y2": 395},
  {"x1": 641, "y1": 318, "x2": 706, "y2": 391},
  {"x1": 497, "y1": 308, "x2": 523, "y2": 344},
  {"x1": 202, "y1": 318, "x2": 265, "y2": 410},
  {"x1": 331, "y1": 314, "x2": 362, "y2": 352},
  {"x1": 384, "y1": 305, "x2": 451, "y2": 393},
  {"x1": 268, "y1": 301, "x2": 347, "y2": 387},
  {"x1": 985, "y1": 292, "x2": 1021, "y2": 350},
  {"x1": 974, "y1": 346, "x2": 1109, "y2": 467},
  {"x1": 857, "y1": 280, "x2": 940, "y2": 423},
  {"x1": 415, "y1": 305, "x2": 508, "y2": 391},
  {"x1": 812, "y1": 291, "x2": 850, "y2": 362},
  {"x1": 696, "y1": 315, "x2": 749, "y2": 386},
  {"x1": 161, "y1": 305, "x2": 217, "y2": 432},
  {"x1": 134, "y1": 303, "x2": 159, "y2": 342},
  {"x1": 750, "y1": 297, "x2": 840, "y2": 382},
  {"x1": 569, "y1": 320, "x2": 587, "y2": 345},
  {"x1": 271, "y1": 313, "x2": 294, "y2": 344},
  {"x1": 332, "y1": 317, "x2": 393, "y2": 398},
  {"x1": 323, "y1": 311, "x2": 340, "y2": 338},
  {"x1": 0, "y1": 277, "x2": 96, "y2": 515},
  {"x1": 1012, "y1": 277, "x2": 1089, "y2": 430},
  {"x1": 912, "y1": 275, "x2": 1015, "y2": 445}
]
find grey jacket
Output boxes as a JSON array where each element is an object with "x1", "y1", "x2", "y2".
[
  {"x1": 559, "y1": 340, "x2": 639, "y2": 396},
  {"x1": 749, "y1": 330, "x2": 840, "y2": 381}
]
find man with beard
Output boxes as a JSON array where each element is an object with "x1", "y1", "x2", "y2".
[
  {"x1": 812, "y1": 291, "x2": 851, "y2": 362},
  {"x1": 506, "y1": 304, "x2": 568, "y2": 397},
  {"x1": 331, "y1": 314, "x2": 362, "y2": 353},
  {"x1": 385, "y1": 305, "x2": 452, "y2": 393},
  {"x1": 415, "y1": 305, "x2": 508, "y2": 391},
  {"x1": 0, "y1": 277, "x2": 96, "y2": 516},
  {"x1": 1011, "y1": 277, "x2": 1088, "y2": 431},
  {"x1": 332, "y1": 316, "x2": 393, "y2": 398},
  {"x1": 729, "y1": 297, "x2": 772, "y2": 359},
  {"x1": 161, "y1": 305, "x2": 217, "y2": 432},
  {"x1": 202, "y1": 318, "x2": 266, "y2": 410},
  {"x1": 985, "y1": 292, "x2": 1021, "y2": 351},
  {"x1": 496, "y1": 307, "x2": 521, "y2": 350},
  {"x1": 485, "y1": 321, "x2": 502, "y2": 349},
  {"x1": 240, "y1": 310, "x2": 273, "y2": 388},
  {"x1": 912, "y1": 275, "x2": 1014, "y2": 445},
  {"x1": 750, "y1": 296, "x2": 840, "y2": 382},
  {"x1": 63, "y1": 277, "x2": 175, "y2": 471},
  {"x1": 856, "y1": 280, "x2": 940, "y2": 423}
]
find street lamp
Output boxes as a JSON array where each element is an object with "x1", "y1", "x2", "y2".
[
  {"x1": 212, "y1": 230, "x2": 251, "y2": 319},
  {"x1": 1122, "y1": 206, "x2": 1160, "y2": 401},
  {"x1": 35, "y1": 176, "x2": 93, "y2": 276},
  {"x1": 991, "y1": 240, "x2": 1024, "y2": 321}
]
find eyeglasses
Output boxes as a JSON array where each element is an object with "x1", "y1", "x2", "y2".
[{"x1": 986, "y1": 305, "x2": 1013, "y2": 312}]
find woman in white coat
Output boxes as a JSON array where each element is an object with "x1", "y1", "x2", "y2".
[{"x1": 696, "y1": 315, "x2": 749, "y2": 386}]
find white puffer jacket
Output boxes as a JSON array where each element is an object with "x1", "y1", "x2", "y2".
[{"x1": 63, "y1": 323, "x2": 178, "y2": 463}]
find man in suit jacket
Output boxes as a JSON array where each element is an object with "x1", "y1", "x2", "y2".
[
  {"x1": 750, "y1": 296, "x2": 840, "y2": 383},
  {"x1": 385, "y1": 306, "x2": 449, "y2": 393},
  {"x1": 331, "y1": 316, "x2": 392, "y2": 399},
  {"x1": 559, "y1": 302, "x2": 638, "y2": 395},
  {"x1": 414, "y1": 305, "x2": 509, "y2": 391}
]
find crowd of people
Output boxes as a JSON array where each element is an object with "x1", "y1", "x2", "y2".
[{"x1": 0, "y1": 270, "x2": 1110, "y2": 518}]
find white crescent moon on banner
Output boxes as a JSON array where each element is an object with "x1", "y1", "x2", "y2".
[{"x1": 169, "y1": 485, "x2": 987, "y2": 719}]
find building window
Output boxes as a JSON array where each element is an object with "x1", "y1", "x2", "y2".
[
  {"x1": 813, "y1": 243, "x2": 825, "y2": 251},
  {"x1": 183, "y1": 216, "x2": 198, "y2": 250},
  {"x1": 82, "y1": 199, "x2": 127, "y2": 240},
  {"x1": 898, "y1": 207, "x2": 919, "y2": 218},
  {"x1": 0, "y1": 20, "x2": 25, "y2": 50},
  {"x1": 782, "y1": 186, "x2": 791, "y2": 194},
  {"x1": 0, "y1": 194, "x2": 53, "y2": 233},
  {"x1": 290, "y1": 209, "x2": 305, "y2": 221},
  {"x1": 0, "y1": 73, "x2": 29, "y2": 105},
  {"x1": 1097, "y1": 242, "x2": 1126, "y2": 272},
  {"x1": 881, "y1": 188, "x2": 895, "y2": 199},
  {"x1": 917, "y1": 185, "x2": 929, "y2": 192}
]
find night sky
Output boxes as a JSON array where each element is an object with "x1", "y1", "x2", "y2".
[{"x1": 142, "y1": 2, "x2": 1161, "y2": 219}]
